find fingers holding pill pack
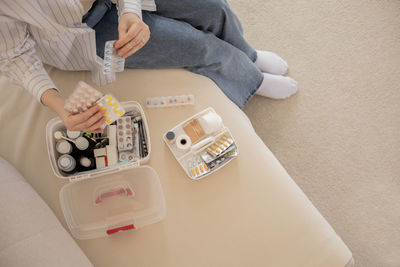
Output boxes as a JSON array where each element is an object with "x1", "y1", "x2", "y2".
[
  {"x1": 97, "y1": 94, "x2": 126, "y2": 125},
  {"x1": 104, "y1": 40, "x2": 125, "y2": 73},
  {"x1": 64, "y1": 81, "x2": 103, "y2": 113},
  {"x1": 64, "y1": 81, "x2": 125, "y2": 126}
]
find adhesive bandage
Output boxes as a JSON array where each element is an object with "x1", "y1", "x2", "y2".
[
  {"x1": 146, "y1": 95, "x2": 194, "y2": 108},
  {"x1": 103, "y1": 41, "x2": 125, "y2": 73}
]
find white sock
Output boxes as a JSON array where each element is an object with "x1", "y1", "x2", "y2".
[
  {"x1": 255, "y1": 50, "x2": 289, "y2": 75},
  {"x1": 256, "y1": 73, "x2": 298, "y2": 99}
]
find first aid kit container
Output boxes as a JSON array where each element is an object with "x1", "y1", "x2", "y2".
[{"x1": 46, "y1": 101, "x2": 166, "y2": 240}]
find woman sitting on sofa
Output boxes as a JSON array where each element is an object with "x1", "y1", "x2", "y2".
[{"x1": 0, "y1": 0, "x2": 297, "y2": 133}]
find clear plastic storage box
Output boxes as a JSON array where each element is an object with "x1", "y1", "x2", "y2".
[{"x1": 46, "y1": 101, "x2": 166, "y2": 240}]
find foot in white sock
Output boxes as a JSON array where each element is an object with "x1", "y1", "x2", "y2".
[
  {"x1": 255, "y1": 50, "x2": 289, "y2": 75},
  {"x1": 256, "y1": 73, "x2": 298, "y2": 99}
]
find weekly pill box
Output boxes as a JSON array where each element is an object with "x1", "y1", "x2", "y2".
[
  {"x1": 46, "y1": 101, "x2": 166, "y2": 240},
  {"x1": 163, "y1": 107, "x2": 238, "y2": 180}
]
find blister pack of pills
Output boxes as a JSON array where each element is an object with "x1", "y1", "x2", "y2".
[
  {"x1": 104, "y1": 40, "x2": 125, "y2": 73},
  {"x1": 146, "y1": 95, "x2": 195, "y2": 108},
  {"x1": 97, "y1": 94, "x2": 126, "y2": 125},
  {"x1": 117, "y1": 117, "x2": 133, "y2": 151},
  {"x1": 64, "y1": 81, "x2": 103, "y2": 114}
]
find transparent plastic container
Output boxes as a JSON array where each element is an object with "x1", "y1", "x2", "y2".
[
  {"x1": 46, "y1": 101, "x2": 166, "y2": 240},
  {"x1": 163, "y1": 107, "x2": 238, "y2": 180}
]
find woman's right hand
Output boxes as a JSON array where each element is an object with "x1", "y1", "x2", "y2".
[
  {"x1": 41, "y1": 89, "x2": 106, "y2": 133},
  {"x1": 60, "y1": 105, "x2": 106, "y2": 133}
]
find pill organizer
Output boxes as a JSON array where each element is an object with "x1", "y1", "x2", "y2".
[
  {"x1": 46, "y1": 101, "x2": 166, "y2": 240},
  {"x1": 146, "y1": 94, "x2": 195, "y2": 108},
  {"x1": 103, "y1": 40, "x2": 125, "y2": 73},
  {"x1": 163, "y1": 107, "x2": 238, "y2": 180}
]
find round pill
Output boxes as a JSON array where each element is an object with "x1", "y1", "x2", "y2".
[
  {"x1": 106, "y1": 43, "x2": 113, "y2": 48},
  {"x1": 121, "y1": 154, "x2": 126, "y2": 160},
  {"x1": 128, "y1": 155, "x2": 133, "y2": 160},
  {"x1": 105, "y1": 56, "x2": 111, "y2": 61},
  {"x1": 105, "y1": 62, "x2": 111, "y2": 67},
  {"x1": 107, "y1": 120, "x2": 111, "y2": 124},
  {"x1": 125, "y1": 118, "x2": 130, "y2": 122},
  {"x1": 118, "y1": 61, "x2": 124, "y2": 65},
  {"x1": 106, "y1": 50, "x2": 112, "y2": 55},
  {"x1": 119, "y1": 111, "x2": 123, "y2": 115},
  {"x1": 119, "y1": 132, "x2": 123, "y2": 136},
  {"x1": 126, "y1": 124, "x2": 130, "y2": 129},
  {"x1": 119, "y1": 137, "x2": 123, "y2": 142},
  {"x1": 104, "y1": 68, "x2": 110, "y2": 72},
  {"x1": 118, "y1": 119, "x2": 123, "y2": 123},
  {"x1": 126, "y1": 130, "x2": 131, "y2": 135}
]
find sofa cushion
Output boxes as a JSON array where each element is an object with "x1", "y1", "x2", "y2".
[{"x1": 0, "y1": 157, "x2": 93, "y2": 267}]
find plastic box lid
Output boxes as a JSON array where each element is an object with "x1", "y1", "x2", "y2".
[{"x1": 60, "y1": 165, "x2": 166, "y2": 240}]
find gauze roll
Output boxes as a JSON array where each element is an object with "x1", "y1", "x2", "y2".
[{"x1": 198, "y1": 113, "x2": 223, "y2": 134}]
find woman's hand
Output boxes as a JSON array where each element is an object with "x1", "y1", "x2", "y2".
[
  {"x1": 60, "y1": 105, "x2": 106, "y2": 133},
  {"x1": 41, "y1": 89, "x2": 106, "y2": 133},
  {"x1": 114, "y1": 12, "x2": 150, "y2": 58}
]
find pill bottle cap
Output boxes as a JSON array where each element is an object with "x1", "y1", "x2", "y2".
[
  {"x1": 56, "y1": 140, "x2": 73, "y2": 154},
  {"x1": 80, "y1": 157, "x2": 91, "y2": 167},
  {"x1": 58, "y1": 155, "x2": 76, "y2": 172},
  {"x1": 67, "y1": 130, "x2": 81, "y2": 139},
  {"x1": 166, "y1": 131, "x2": 175, "y2": 141},
  {"x1": 75, "y1": 137, "x2": 89, "y2": 150}
]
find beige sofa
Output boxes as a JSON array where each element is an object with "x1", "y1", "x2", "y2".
[{"x1": 0, "y1": 67, "x2": 354, "y2": 267}]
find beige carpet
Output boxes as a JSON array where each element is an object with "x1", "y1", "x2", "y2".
[{"x1": 229, "y1": 0, "x2": 400, "y2": 266}]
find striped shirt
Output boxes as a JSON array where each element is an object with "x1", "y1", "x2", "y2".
[{"x1": 0, "y1": 0, "x2": 156, "y2": 103}]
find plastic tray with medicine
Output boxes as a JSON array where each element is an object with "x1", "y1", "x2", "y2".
[
  {"x1": 163, "y1": 107, "x2": 238, "y2": 180},
  {"x1": 46, "y1": 85, "x2": 166, "y2": 240}
]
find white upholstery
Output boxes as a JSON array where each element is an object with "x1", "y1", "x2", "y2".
[
  {"x1": 0, "y1": 67, "x2": 353, "y2": 267},
  {"x1": 0, "y1": 157, "x2": 92, "y2": 267}
]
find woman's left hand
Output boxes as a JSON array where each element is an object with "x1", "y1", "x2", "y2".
[{"x1": 114, "y1": 12, "x2": 150, "y2": 58}]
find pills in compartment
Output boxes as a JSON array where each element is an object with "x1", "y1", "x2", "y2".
[
  {"x1": 116, "y1": 116, "x2": 133, "y2": 151},
  {"x1": 206, "y1": 135, "x2": 233, "y2": 158},
  {"x1": 188, "y1": 160, "x2": 210, "y2": 179},
  {"x1": 96, "y1": 94, "x2": 125, "y2": 125},
  {"x1": 64, "y1": 81, "x2": 103, "y2": 114},
  {"x1": 146, "y1": 95, "x2": 195, "y2": 108},
  {"x1": 103, "y1": 40, "x2": 125, "y2": 73},
  {"x1": 118, "y1": 150, "x2": 136, "y2": 162}
]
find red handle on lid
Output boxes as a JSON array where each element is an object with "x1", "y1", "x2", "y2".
[
  {"x1": 95, "y1": 187, "x2": 134, "y2": 204},
  {"x1": 107, "y1": 224, "x2": 135, "y2": 235}
]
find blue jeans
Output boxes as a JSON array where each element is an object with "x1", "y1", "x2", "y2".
[{"x1": 93, "y1": 0, "x2": 264, "y2": 108}]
